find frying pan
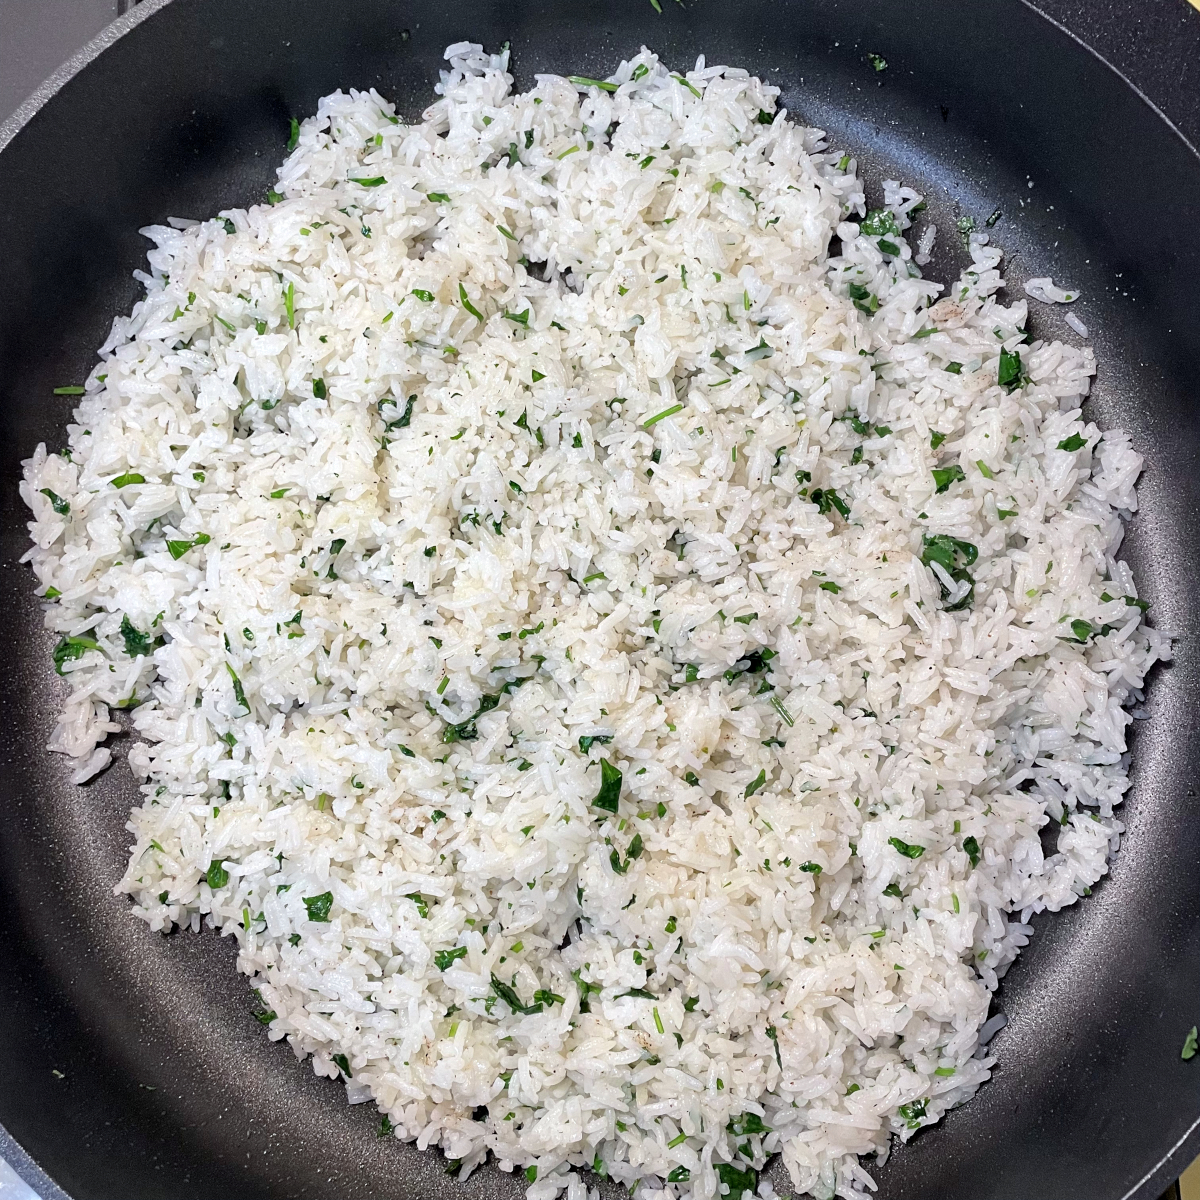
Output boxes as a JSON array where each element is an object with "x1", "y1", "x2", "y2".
[{"x1": 2, "y1": 1, "x2": 1199, "y2": 1197}]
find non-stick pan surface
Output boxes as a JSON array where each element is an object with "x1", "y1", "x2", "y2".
[{"x1": 1, "y1": 2, "x2": 1199, "y2": 1197}]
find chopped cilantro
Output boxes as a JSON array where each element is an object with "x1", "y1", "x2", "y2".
[
  {"x1": 225, "y1": 662, "x2": 248, "y2": 711},
  {"x1": 920, "y1": 533, "x2": 978, "y2": 611},
  {"x1": 490, "y1": 973, "x2": 543, "y2": 1015},
  {"x1": 166, "y1": 532, "x2": 211, "y2": 559},
  {"x1": 727, "y1": 1113, "x2": 770, "y2": 1137},
  {"x1": 434, "y1": 946, "x2": 468, "y2": 970},
  {"x1": 592, "y1": 758, "x2": 623, "y2": 813},
  {"x1": 715, "y1": 1163, "x2": 758, "y2": 1200},
  {"x1": 932, "y1": 464, "x2": 965, "y2": 493},
  {"x1": 52, "y1": 634, "x2": 99, "y2": 674},
  {"x1": 38, "y1": 488, "x2": 70, "y2": 515},
  {"x1": 997, "y1": 346, "x2": 1025, "y2": 391},
  {"x1": 120, "y1": 615, "x2": 155, "y2": 658},
  {"x1": 644, "y1": 404, "x2": 684, "y2": 428},
  {"x1": 568, "y1": 76, "x2": 618, "y2": 92},
  {"x1": 744, "y1": 769, "x2": 767, "y2": 799},
  {"x1": 811, "y1": 487, "x2": 850, "y2": 518},
  {"x1": 458, "y1": 282, "x2": 484, "y2": 321}
]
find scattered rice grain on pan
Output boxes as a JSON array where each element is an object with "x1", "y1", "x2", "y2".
[{"x1": 20, "y1": 41, "x2": 1169, "y2": 1200}]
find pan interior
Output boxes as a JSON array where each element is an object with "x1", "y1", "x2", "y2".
[{"x1": 1, "y1": 2, "x2": 1199, "y2": 1199}]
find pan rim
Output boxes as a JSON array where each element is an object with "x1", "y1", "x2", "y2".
[
  {"x1": 0, "y1": 0, "x2": 170, "y2": 157},
  {"x1": 1018, "y1": 0, "x2": 1200, "y2": 165},
  {"x1": 0, "y1": 1124, "x2": 69, "y2": 1200},
  {"x1": 1, "y1": 2, "x2": 1198, "y2": 1198}
]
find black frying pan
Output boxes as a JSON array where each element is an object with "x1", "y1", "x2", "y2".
[{"x1": 2, "y1": 2, "x2": 1199, "y2": 1197}]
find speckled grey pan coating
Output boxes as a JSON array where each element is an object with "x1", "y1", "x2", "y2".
[{"x1": 1, "y1": 2, "x2": 1200, "y2": 1197}]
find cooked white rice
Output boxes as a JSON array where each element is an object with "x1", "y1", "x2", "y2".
[{"x1": 20, "y1": 42, "x2": 1168, "y2": 1200}]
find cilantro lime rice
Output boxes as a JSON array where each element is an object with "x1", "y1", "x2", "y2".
[{"x1": 20, "y1": 40, "x2": 1167, "y2": 1200}]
